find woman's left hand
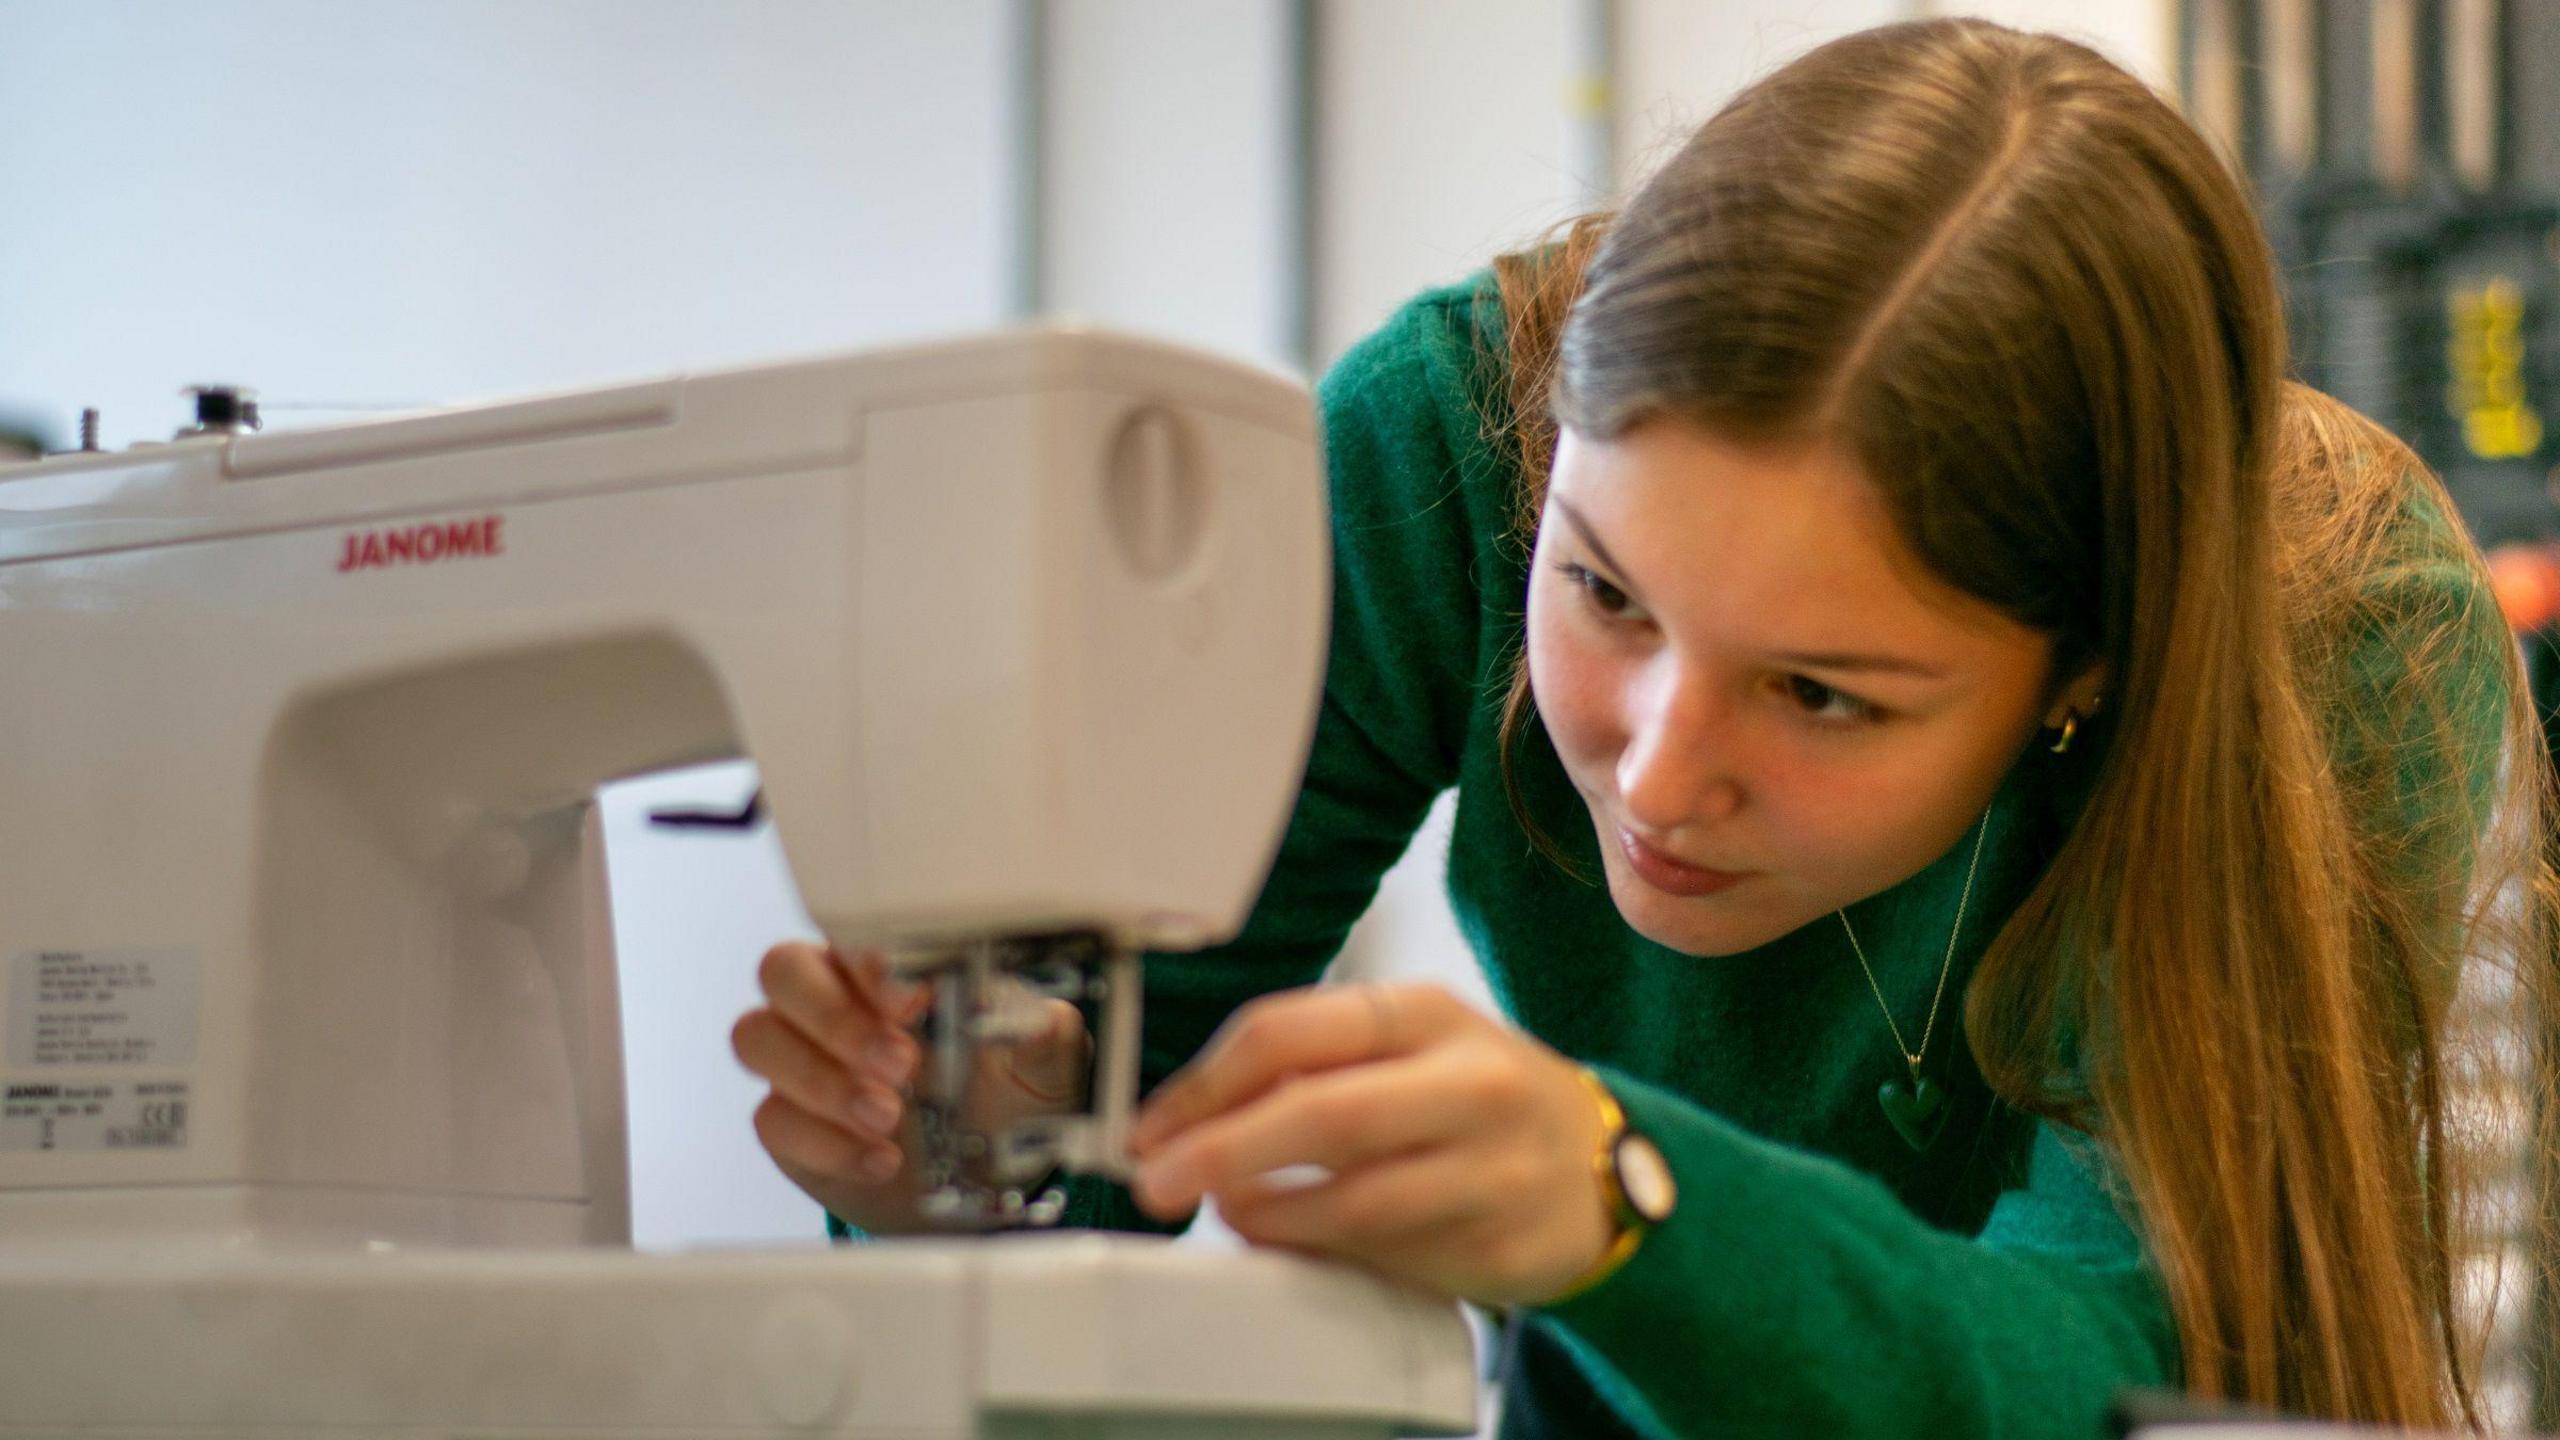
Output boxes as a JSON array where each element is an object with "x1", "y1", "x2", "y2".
[{"x1": 1127, "y1": 982, "x2": 1619, "y2": 1307}]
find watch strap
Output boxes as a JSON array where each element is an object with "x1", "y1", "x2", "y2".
[{"x1": 1549, "y1": 1066, "x2": 1645, "y2": 1303}]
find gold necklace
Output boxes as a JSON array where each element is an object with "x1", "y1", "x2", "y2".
[{"x1": 1835, "y1": 807, "x2": 1989, "y2": 1152}]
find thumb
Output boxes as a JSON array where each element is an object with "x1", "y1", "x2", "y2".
[{"x1": 1003, "y1": 999, "x2": 1090, "y2": 1104}]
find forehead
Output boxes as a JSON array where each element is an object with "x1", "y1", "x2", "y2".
[{"x1": 1545, "y1": 418, "x2": 2016, "y2": 653}]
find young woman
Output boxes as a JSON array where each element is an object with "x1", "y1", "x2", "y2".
[{"x1": 734, "y1": 19, "x2": 2555, "y2": 1435}]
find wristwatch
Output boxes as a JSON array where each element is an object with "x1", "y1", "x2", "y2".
[
  {"x1": 1553, "y1": 1067, "x2": 1676, "y2": 1302},
  {"x1": 1604, "y1": 1096, "x2": 1677, "y2": 1229}
]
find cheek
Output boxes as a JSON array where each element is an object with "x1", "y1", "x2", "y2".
[
  {"x1": 1765, "y1": 765, "x2": 1926, "y2": 866},
  {"x1": 1525, "y1": 593, "x2": 1622, "y2": 773},
  {"x1": 1761, "y1": 726, "x2": 2020, "y2": 896}
]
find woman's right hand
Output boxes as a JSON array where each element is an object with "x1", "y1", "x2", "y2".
[{"x1": 732, "y1": 941, "x2": 1091, "y2": 1233}]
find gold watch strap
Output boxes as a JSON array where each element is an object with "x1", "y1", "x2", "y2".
[{"x1": 1548, "y1": 1066, "x2": 1643, "y2": 1304}]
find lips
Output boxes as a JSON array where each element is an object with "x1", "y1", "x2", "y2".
[{"x1": 1617, "y1": 827, "x2": 1753, "y2": 898}]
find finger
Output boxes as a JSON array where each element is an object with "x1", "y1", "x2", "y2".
[
  {"x1": 1132, "y1": 1047, "x2": 1504, "y2": 1216},
  {"x1": 1131, "y1": 984, "x2": 1470, "y2": 1156},
  {"x1": 759, "y1": 942, "x2": 916, "y2": 1084},
  {"x1": 996, "y1": 998, "x2": 1091, "y2": 1105},
  {"x1": 731, "y1": 1008, "x2": 908, "y2": 1140},
  {"x1": 765, "y1": 942, "x2": 912, "y2": 1038},
  {"x1": 759, "y1": 942, "x2": 872, "y2": 1057},
  {"x1": 754, "y1": 1093, "x2": 904, "y2": 1188},
  {"x1": 837, "y1": 947, "x2": 932, "y2": 1028},
  {"x1": 1219, "y1": 1143, "x2": 1490, "y2": 1263}
]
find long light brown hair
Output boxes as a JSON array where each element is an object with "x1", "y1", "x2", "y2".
[{"x1": 1490, "y1": 20, "x2": 2557, "y2": 1426}]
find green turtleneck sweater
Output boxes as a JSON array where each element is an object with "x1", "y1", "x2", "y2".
[{"x1": 835, "y1": 273, "x2": 2509, "y2": 1439}]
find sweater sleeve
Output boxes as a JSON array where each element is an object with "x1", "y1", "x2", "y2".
[
  {"x1": 1042, "y1": 292, "x2": 1496, "y2": 1231},
  {"x1": 1535, "y1": 1072, "x2": 2175, "y2": 1439}
]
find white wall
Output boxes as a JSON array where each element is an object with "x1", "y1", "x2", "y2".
[
  {"x1": 1044, "y1": 0, "x2": 1297, "y2": 368},
  {"x1": 1313, "y1": 0, "x2": 1589, "y2": 367},
  {"x1": 0, "y1": 0, "x2": 2172, "y2": 1251},
  {"x1": 0, "y1": 1, "x2": 1016, "y2": 449}
]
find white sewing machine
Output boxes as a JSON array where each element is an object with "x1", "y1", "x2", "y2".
[{"x1": 0, "y1": 335, "x2": 1476, "y2": 1437}]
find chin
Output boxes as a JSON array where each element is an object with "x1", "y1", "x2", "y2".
[{"x1": 1601, "y1": 861, "x2": 1805, "y2": 958}]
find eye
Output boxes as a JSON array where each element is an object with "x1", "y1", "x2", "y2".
[
  {"x1": 1554, "y1": 561, "x2": 1638, "y2": 619},
  {"x1": 1780, "y1": 674, "x2": 1887, "y2": 726}
]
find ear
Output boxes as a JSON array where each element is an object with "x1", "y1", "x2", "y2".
[{"x1": 2042, "y1": 661, "x2": 2108, "y2": 730}]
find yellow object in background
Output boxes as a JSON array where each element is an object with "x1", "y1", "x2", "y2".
[{"x1": 2447, "y1": 278, "x2": 2545, "y2": 461}]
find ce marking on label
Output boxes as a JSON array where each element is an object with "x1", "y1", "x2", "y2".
[{"x1": 140, "y1": 1101, "x2": 186, "y2": 1130}]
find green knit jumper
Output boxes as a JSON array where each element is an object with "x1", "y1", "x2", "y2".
[{"x1": 835, "y1": 273, "x2": 2512, "y2": 1440}]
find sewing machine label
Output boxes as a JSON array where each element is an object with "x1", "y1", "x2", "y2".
[
  {"x1": 0, "y1": 951, "x2": 198, "y2": 1152},
  {"x1": 4, "y1": 949, "x2": 200, "y2": 1070},
  {"x1": 0, "y1": 1079, "x2": 189, "y2": 1152}
]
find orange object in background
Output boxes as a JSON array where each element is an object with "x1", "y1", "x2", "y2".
[{"x1": 2487, "y1": 543, "x2": 2560, "y2": 632}]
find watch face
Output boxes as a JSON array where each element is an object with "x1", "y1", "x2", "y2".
[{"x1": 1615, "y1": 1132, "x2": 1677, "y2": 1223}]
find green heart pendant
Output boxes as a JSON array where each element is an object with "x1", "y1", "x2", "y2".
[{"x1": 1878, "y1": 1075, "x2": 1948, "y2": 1151}]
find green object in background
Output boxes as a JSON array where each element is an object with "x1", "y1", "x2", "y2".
[{"x1": 0, "y1": 406, "x2": 57, "y2": 461}]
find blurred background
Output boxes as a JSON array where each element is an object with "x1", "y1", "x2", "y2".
[{"x1": 3, "y1": 6, "x2": 2543, "y2": 1341}]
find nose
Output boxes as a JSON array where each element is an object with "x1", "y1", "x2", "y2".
[{"x1": 1615, "y1": 664, "x2": 1743, "y2": 833}]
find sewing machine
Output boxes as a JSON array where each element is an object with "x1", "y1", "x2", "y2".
[{"x1": 0, "y1": 335, "x2": 1476, "y2": 1436}]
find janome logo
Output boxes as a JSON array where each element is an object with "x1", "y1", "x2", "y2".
[{"x1": 337, "y1": 515, "x2": 506, "y2": 573}]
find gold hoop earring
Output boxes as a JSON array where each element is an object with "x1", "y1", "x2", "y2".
[{"x1": 2047, "y1": 713, "x2": 2078, "y2": 754}]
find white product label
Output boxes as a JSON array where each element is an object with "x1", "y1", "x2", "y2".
[
  {"x1": 5, "y1": 949, "x2": 200, "y2": 1069},
  {"x1": 0, "y1": 1078, "x2": 189, "y2": 1152}
]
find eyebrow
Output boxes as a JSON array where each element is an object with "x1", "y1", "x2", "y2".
[
  {"x1": 1549, "y1": 496, "x2": 1951, "y2": 681},
  {"x1": 1765, "y1": 649, "x2": 1950, "y2": 679},
  {"x1": 1552, "y1": 499, "x2": 1637, "y2": 590}
]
